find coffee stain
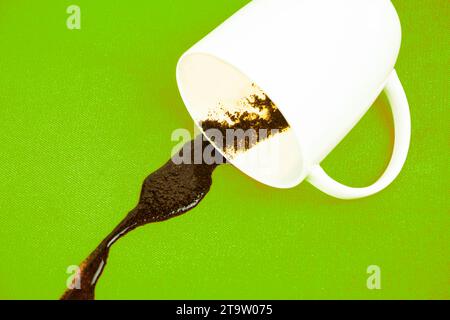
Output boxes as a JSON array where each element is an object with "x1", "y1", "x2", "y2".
[
  {"x1": 61, "y1": 88, "x2": 289, "y2": 299},
  {"x1": 61, "y1": 137, "x2": 220, "y2": 300}
]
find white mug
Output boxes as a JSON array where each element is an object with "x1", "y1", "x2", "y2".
[{"x1": 176, "y1": 0, "x2": 411, "y2": 199}]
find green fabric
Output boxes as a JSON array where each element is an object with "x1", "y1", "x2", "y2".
[{"x1": 0, "y1": 1, "x2": 448, "y2": 299}]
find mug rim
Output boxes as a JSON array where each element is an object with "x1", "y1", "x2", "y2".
[{"x1": 176, "y1": 50, "x2": 308, "y2": 188}]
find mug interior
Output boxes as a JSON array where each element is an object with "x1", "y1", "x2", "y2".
[{"x1": 177, "y1": 53, "x2": 304, "y2": 188}]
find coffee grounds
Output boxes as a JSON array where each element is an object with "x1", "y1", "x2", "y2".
[
  {"x1": 200, "y1": 85, "x2": 289, "y2": 154},
  {"x1": 61, "y1": 137, "x2": 221, "y2": 300}
]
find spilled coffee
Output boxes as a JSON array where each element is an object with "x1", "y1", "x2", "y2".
[
  {"x1": 61, "y1": 137, "x2": 221, "y2": 300},
  {"x1": 61, "y1": 90, "x2": 289, "y2": 300}
]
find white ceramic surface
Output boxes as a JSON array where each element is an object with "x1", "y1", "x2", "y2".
[{"x1": 177, "y1": 0, "x2": 410, "y2": 199}]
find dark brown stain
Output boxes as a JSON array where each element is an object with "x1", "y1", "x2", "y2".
[
  {"x1": 61, "y1": 90, "x2": 289, "y2": 300},
  {"x1": 61, "y1": 137, "x2": 221, "y2": 300},
  {"x1": 200, "y1": 85, "x2": 290, "y2": 153}
]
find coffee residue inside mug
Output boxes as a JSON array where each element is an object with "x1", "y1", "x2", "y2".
[{"x1": 200, "y1": 84, "x2": 290, "y2": 154}]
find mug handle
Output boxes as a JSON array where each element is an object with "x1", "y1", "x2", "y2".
[{"x1": 306, "y1": 70, "x2": 411, "y2": 199}]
